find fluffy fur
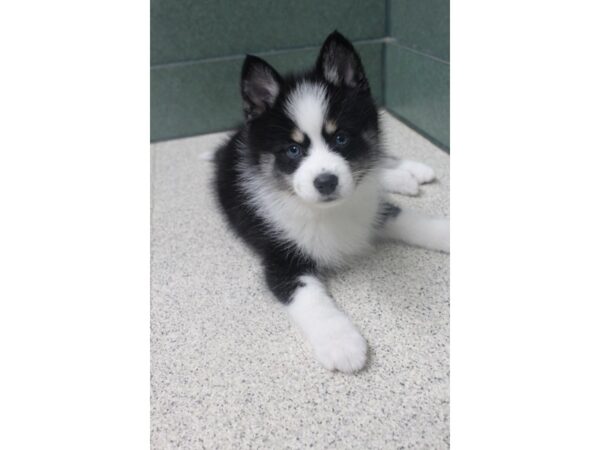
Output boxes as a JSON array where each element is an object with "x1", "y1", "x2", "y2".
[{"x1": 213, "y1": 31, "x2": 449, "y2": 373}]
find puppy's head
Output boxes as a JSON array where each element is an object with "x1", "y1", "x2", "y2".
[{"x1": 241, "y1": 31, "x2": 381, "y2": 206}]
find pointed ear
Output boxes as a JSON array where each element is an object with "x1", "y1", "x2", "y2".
[
  {"x1": 241, "y1": 55, "x2": 282, "y2": 121},
  {"x1": 316, "y1": 31, "x2": 368, "y2": 90}
]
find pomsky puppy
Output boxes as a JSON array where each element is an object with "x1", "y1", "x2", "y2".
[{"x1": 213, "y1": 31, "x2": 449, "y2": 373}]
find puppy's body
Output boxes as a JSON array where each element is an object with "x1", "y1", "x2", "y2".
[{"x1": 214, "y1": 32, "x2": 448, "y2": 373}]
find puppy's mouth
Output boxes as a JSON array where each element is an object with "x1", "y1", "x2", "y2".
[{"x1": 314, "y1": 195, "x2": 345, "y2": 207}]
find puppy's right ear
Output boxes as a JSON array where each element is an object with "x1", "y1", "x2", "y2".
[{"x1": 241, "y1": 55, "x2": 282, "y2": 121}]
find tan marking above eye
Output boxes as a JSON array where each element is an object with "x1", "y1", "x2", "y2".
[
  {"x1": 291, "y1": 128, "x2": 304, "y2": 143},
  {"x1": 324, "y1": 120, "x2": 337, "y2": 134}
]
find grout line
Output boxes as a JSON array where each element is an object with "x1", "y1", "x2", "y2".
[
  {"x1": 152, "y1": 127, "x2": 237, "y2": 143},
  {"x1": 386, "y1": 39, "x2": 450, "y2": 65},
  {"x1": 152, "y1": 37, "x2": 388, "y2": 69}
]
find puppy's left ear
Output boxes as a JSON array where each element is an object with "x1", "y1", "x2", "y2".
[{"x1": 316, "y1": 31, "x2": 369, "y2": 90}]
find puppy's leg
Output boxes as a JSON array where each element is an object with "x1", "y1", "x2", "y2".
[
  {"x1": 377, "y1": 203, "x2": 449, "y2": 253},
  {"x1": 381, "y1": 165, "x2": 420, "y2": 196},
  {"x1": 380, "y1": 158, "x2": 437, "y2": 196},
  {"x1": 265, "y1": 262, "x2": 367, "y2": 373}
]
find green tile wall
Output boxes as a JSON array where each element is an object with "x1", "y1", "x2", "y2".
[
  {"x1": 388, "y1": 0, "x2": 449, "y2": 61},
  {"x1": 385, "y1": 0, "x2": 450, "y2": 149},
  {"x1": 385, "y1": 43, "x2": 449, "y2": 148},
  {"x1": 151, "y1": 0, "x2": 386, "y2": 65}
]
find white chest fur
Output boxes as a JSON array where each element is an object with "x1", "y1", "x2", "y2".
[{"x1": 242, "y1": 169, "x2": 382, "y2": 268}]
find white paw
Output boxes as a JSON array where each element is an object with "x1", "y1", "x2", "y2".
[
  {"x1": 310, "y1": 315, "x2": 368, "y2": 373},
  {"x1": 398, "y1": 159, "x2": 436, "y2": 184},
  {"x1": 381, "y1": 167, "x2": 420, "y2": 196},
  {"x1": 287, "y1": 276, "x2": 368, "y2": 373}
]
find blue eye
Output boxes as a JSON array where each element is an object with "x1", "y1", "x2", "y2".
[
  {"x1": 286, "y1": 144, "x2": 302, "y2": 159},
  {"x1": 335, "y1": 132, "x2": 349, "y2": 147}
]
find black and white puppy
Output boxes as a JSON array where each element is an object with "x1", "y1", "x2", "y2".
[{"x1": 213, "y1": 31, "x2": 449, "y2": 373}]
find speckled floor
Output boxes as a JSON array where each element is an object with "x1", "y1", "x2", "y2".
[{"x1": 151, "y1": 111, "x2": 450, "y2": 449}]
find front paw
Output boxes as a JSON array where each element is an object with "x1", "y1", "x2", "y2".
[
  {"x1": 381, "y1": 168, "x2": 420, "y2": 196},
  {"x1": 398, "y1": 159, "x2": 436, "y2": 184},
  {"x1": 310, "y1": 315, "x2": 368, "y2": 373}
]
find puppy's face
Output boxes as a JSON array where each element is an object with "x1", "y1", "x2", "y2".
[{"x1": 241, "y1": 32, "x2": 380, "y2": 206}]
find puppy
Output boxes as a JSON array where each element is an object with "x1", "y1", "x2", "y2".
[{"x1": 213, "y1": 31, "x2": 449, "y2": 373}]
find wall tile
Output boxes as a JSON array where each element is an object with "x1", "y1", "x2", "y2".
[
  {"x1": 151, "y1": 43, "x2": 383, "y2": 141},
  {"x1": 389, "y1": 0, "x2": 449, "y2": 62},
  {"x1": 384, "y1": 43, "x2": 449, "y2": 148},
  {"x1": 151, "y1": 0, "x2": 385, "y2": 65}
]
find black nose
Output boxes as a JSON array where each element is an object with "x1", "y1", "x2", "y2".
[{"x1": 313, "y1": 173, "x2": 338, "y2": 195}]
